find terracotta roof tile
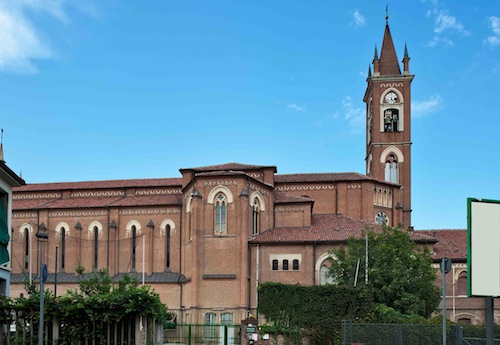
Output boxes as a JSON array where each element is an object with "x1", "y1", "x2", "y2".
[
  {"x1": 275, "y1": 172, "x2": 395, "y2": 185},
  {"x1": 195, "y1": 171, "x2": 248, "y2": 177},
  {"x1": 417, "y1": 229, "x2": 467, "y2": 262},
  {"x1": 13, "y1": 194, "x2": 182, "y2": 210},
  {"x1": 250, "y1": 214, "x2": 380, "y2": 244},
  {"x1": 13, "y1": 178, "x2": 182, "y2": 192},
  {"x1": 180, "y1": 162, "x2": 277, "y2": 173},
  {"x1": 108, "y1": 194, "x2": 182, "y2": 207},
  {"x1": 13, "y1": 198, "x2": 60, "y2": 210}
]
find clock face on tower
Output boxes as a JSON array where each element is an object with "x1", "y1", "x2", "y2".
[{"x1": 385, "y1": 92, "x2": 398, "y2": 104}]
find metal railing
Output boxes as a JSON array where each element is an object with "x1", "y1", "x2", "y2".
[{"x1": 163, "y1": 324, "x2": 240, "y2": 345}]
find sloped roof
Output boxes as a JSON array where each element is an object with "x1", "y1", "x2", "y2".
[
  {"x1": 275, "y1": 172, "x2": 395, "y2": 185},
  {"x1": 0, "y1": 160, "x2": 25, "y2": 187},
  {"x1": 13, "y1": 177, "x2": 182, "y2": 192},
  {"x1": 417, "y1": 229, "x2": 467, "y2": 262},
  {"x1": 180, "y1": 162, "x2": 277, "y2": 173},
  {"x1": 250, "y1": 214, "x2": 380, "y2": 244},
  {"x1": 379, "y1": 24, "x2": 402, "y2": 76},
  {"x1": 13, "y1": 198, "x2": 60, "y2": 210},
  {"x1": 13, "y1": 194, "x2": 182, "y2": 210}
]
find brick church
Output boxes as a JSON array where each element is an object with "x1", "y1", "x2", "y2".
[{"x1": 8, "y1": 20, "x2": 492, "y2": 325}]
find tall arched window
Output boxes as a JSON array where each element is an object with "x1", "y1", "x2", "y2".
[
  {"x1": 457, "y1": 272, "x2": 468, "y2": 296},
  {"x1": 93, "y1": 226, "x2": 99, "y2": 270},
  {"x1": 131, "y1": 225, "x2": 137, "y2": 271},
  {"x1": 384, "y1": 154, "x2": 398, "y2": 183},
  {"x1": 60, "y1": 227, "x2": 66, "y2": 271},
  {"x1": 165, "y1": 224, "x2": 171, "y2": 270},
  {"x1": 252, "y1": 197, "x2": 260, "y2": 235},
  {"x1": 215, "y1": 193, "x2": 227, "y2": 234},
  {"x1": 24, "y1": 228, "x2": 29, "y2": 270},
  {"x1": 320, "y1": 265, "x2": 334, "y2": 285}
]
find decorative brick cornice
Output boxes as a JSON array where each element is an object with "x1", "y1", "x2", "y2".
[
  {"x1": 135, "y1": 189, "x2": 182, "y2": 196},
  {"x1": 249, "y1": 184, "x2": 271, "y2": 196},
  {"x1": 119, "y1": 208, "x2": 180, "y2": 215},
  {"x1": 275, "y1": 207, "x2": 304, "y2": 213},
  {"x1": 380, "y1": 82, "x2": 404, "y2": 88},
  {"x1": 13, "y1": 193, "x2": 61, "y2": 200},
  {"x1": 275, "y1": 184, "x2": 336, "y2": 192},
  {"x1": 71, "y1": 190, "x2": 125, "y2": 198},
  {"x1": 248, "y1": 172, "x2": 263, "y2": 179},
  {"x1": 13, "y1": 212, "x2": 37, "y2": 219},
  {"x1": 203, "y1": 180, "x2": 237, "y2": 187},
  {"x1": 49, "y1": 210, "x2": 109, "y2": 218},
  {"x1": 347, "y1": 184, "x2": 362, "y2": 190}
]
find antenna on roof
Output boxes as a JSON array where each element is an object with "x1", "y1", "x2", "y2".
[{"x1": 0, "y1": 128, "x2": 3, "y2": 161}]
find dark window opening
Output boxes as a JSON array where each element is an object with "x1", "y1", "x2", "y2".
[
  {"x1": 24, "y1": 228, "x2": 29, "y2": 270},
  {"x1": 293, "y1": 259, "x2": 299, "y2": 270},
  {"x1": 131, "y1": 225, "x2": 137, "y2": 270},
  {"x1": 384, "y1": 109, "x2": 399, "y2": 132},
  {"x1": 283, "y1": 259, "x2": 289, "y2": 271},
  {"x1": 93, "y1": 226, "x2": 98, "y2": 270},
  {"x1": 272, "y1": 259, "x2": 278, "y2": 271},
  {"x1": 61, "y1": 227, "x2": 66, "y2": 270},
  {"x1": 166, "y1": 224, "x2": 171, "y2": 269}
]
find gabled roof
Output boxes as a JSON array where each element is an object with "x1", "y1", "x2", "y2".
[
  {"x1": 180, "y1": 162, "x2": 277, "y2": 173},
  {"x1": 250, "y1": 214, "x2": 380, "y2": 244},
  {"x1": 13, "y1": 177, "x2": 182, "y2": 192},
  {"x1": 0, "y1": 160, "x2": 25, "y2": 187},
  {"x1": 417, "y1": 229, "x2": 467, "y2": 262},
  {"x1": 379, "y1": 24, "x2": 401, "y2": 76}
]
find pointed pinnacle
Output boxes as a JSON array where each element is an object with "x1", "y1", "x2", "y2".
[{"x1": 374, "y1": 45, "x2": 379, "y2": 60}]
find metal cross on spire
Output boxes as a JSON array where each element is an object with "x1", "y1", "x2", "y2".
[{"x1": 385, "y1": 5, "x2": 389, "y2": 24}]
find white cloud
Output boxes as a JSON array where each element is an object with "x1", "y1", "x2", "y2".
[
  {"x1": 341, "y1": 96, "x2": 364, "y2": 133},
  {"x1": 412, "y1": 95, "x2": 442, "y2": 118},
  {"x1": 433, "y1": 11, "x2": 470, "y2": 36},
  {"x1": 426, "y1": 35, "x2": 453, "y2": 48},
  {"x1": 485, "y1": 16, "x2": 500, "y2": 47},
  {"x1": 288, "y1": 104, "x2": 306, "y2": 112},
  {"x1": 351, "y1": 9, "x2": 366, "y2": 27},
  {"x1": 0, "y1": 0, "x2": 96, "y2": 73},
  {"x1": 424, "y1": 6, "x2": 469, "y2": 49}
]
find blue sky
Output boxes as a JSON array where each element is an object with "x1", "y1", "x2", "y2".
[{"x1": 1, "y1": 1, "x2": 499, "y2": 230}]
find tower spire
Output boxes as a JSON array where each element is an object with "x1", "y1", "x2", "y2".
[{"x1": 379, "y1": 20, "x2": 401, "y2": 76}]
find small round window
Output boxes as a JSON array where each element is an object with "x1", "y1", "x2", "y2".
[{"x1": 375, "y1": 212, "x2": 389, "y2": 225}]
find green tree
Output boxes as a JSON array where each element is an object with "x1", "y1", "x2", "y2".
[{"x1": 330, "y1": 225, "x2": 440, "y2": 317}]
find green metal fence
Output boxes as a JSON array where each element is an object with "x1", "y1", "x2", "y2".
[
  {"x1": 163, "y1": 324, "x2": 240, "y2": 345},
  {"x1": 342, "y1": 321, "x2": 460, "y2": 345}
]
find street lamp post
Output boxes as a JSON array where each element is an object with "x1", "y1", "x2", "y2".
[{"x1": 36, "y1": 223, "x2": 48, "y2": 345}]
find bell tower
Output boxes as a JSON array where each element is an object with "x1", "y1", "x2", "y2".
[{"x1": 364, "y1": 17, "x2": 414, "y2": 229}]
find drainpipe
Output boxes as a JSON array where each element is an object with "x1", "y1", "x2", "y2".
[
  {"x1": 313, "y1": 242, "x2": 316, "y2": 285},
  {"x1": 256, "y1": 244, "x2": 260, "y2": 317},
  {"x1": 106, "y1": 207, "x2": 110, "y2": 270},
  {"x1": 179, "y1": 203, "x2": 183, "y2": 322}
]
